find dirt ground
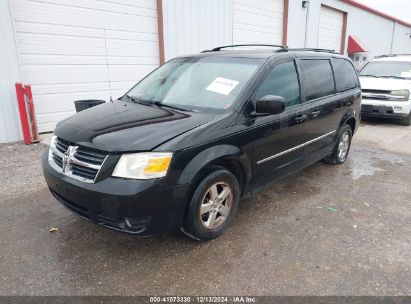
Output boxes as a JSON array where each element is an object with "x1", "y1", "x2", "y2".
[{"x1": 0, "y1": 119, "x2": 410, "y2": 296}]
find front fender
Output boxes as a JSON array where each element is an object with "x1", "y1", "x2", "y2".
[{"x1": 177, "y1": 144, "x2": 251, "y2": 189}]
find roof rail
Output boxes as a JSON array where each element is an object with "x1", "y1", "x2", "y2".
[
  {"x1": 276, "y1": 47, "x2": 339, "y2": 54},
  {"x1": 202, "y1": 44, "x2": 287, "y2": 52}
]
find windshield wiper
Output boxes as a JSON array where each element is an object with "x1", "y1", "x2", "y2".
[
  {"x1": 123, "y1": 94, "x2": 137, "y2": 103},
  {"x1": 359, "y1": 74, "x2": 380, "y2": 78},
  {"x1": 379, "y1": 75, "x2": 405, "y2": 79},
  {"x1": 123, "y1": 94, "x2": 155, "y2": 106},
  {"x1": 123, "y1": 95, "x2": 194, "y2": 112},
  {"x1": 153, "y1": 101, "x2": 195, "y2": 112}
]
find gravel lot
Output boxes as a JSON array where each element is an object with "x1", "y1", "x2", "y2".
[{"x1": 0, "y1": 119, "x2": 410, "y2": 296}]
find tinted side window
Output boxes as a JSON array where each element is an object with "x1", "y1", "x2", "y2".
[
  {"x1": 255, "y1": 61, "x2": 300, "y2": 108},
  {"x1": 332, "y1": 58, "x2": 359, "y2": 92},
  {"x1": 300, "y1": 59, "x2": 335, "y2": 101}
]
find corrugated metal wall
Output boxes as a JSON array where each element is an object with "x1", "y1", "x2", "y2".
[
  {"x1": 10, "y1": 0, "x2": 160, "y2": 132},
  {"x1": 317, "y1": 5, "x2": 344, "y2": 51},
  {"x1": 1, "y1": 0, "x2": 411, "y2": 142},
  {"x1": 392, "y1": 23, "x2": 411, "y2": 54},
  {"x1": 163, "y1": 0, "x2": 284, "y2": 59},
  {"x1": 287, "y1": 0, "x2": 411, "y2": 59},
  {"x1": 322, "y1": 0, "x2": 395, "y2": 58},
  {"x1": 0, "y1": 0, "x2": 22, "y2": 143},
  {"x1": 285, "y1": 0, "x2": 306, "y2": 48},
  {"x1": 162, "y1": 0, "x2": 233, "y2": 61},
  {"x1": 233, "y1": 0, "x2": 283, "y2": 44}
]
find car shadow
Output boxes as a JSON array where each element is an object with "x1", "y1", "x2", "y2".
[{"x1": 361, "y1": 116, "x2": 402, "y2": 126}]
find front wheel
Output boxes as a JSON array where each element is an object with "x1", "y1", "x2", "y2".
[
  {"x1": 182, "y1": 169, "x2": 240, "y2": 241},
  {"x1": 323, "y1": 125, "x2": 352, "y2": 165},
  {"x1": 399, "y1": 113, "x2": 411, "y2": 126}
]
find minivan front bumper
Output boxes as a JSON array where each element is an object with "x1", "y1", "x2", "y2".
[{"x1": 42, "y1": 151, "x2": 189, "y2": 235}]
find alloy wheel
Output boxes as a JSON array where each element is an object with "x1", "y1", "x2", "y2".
[
  {"x1": 199, "y1": 182, "x2": 233, "y2": 229},
  {"x1": 338, "y1": 131, "x2": 350, "y2": 161}
]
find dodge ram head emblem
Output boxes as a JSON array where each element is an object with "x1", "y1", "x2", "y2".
[{"x1": 62, "y1": 146, "x2": 78, "y2": 173}]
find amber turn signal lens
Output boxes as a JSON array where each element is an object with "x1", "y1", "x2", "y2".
[{"x1": 144, "y1": 157, "x2": 172, "y2": 174}]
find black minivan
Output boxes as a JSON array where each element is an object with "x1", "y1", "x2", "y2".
[{"x1": 42, "y1": 45, "x2": 361, "y2": 240}]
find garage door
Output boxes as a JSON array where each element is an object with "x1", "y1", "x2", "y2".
[
  {"x1": 233, "y1": 0, "x2": 283, "y2": 45},
  {"x1": 318, "y1": 5, "x2": 343, "y2": 52},
  {"x1": 10, "y1": 0, "x2": 160, "y2": 132}
]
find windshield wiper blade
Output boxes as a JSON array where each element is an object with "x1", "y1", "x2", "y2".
[
  {"x1": 123, "y1": 95, "x2": 194, "y2": 112},
  {"x1": 123, "y1": 94, "x2": 137, "y2": 103},
  {"x1": 153, "y1": 101, "x2": 194, "y2": 112},
  {"x1": 360, "y1": 74, "x2": 380, "y2": 78},
  {"x1": 380, "y1": 75, "x2": 405, "y2": 79},
  {"x1": 124, "y1": 94, "x2": 156, "y2": 106}
]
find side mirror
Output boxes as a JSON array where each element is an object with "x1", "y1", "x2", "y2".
[{"x1": 255, "y1": 95, "x2": 285, "y2": 116}]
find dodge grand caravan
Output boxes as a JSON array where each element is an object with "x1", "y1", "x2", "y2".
[{"x1": 42, "y1": 45, "x2": 361, "y2": 240}]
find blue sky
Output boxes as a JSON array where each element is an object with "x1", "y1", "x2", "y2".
[{"x1": 355, "y1": 0, "x2": 411, "y2": 23}]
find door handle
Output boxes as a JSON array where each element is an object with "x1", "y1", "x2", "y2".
[
  {"x1": 294, "y1": 114, "x2": 307, "y2": 123},
  {"x1": 310, "y1": 110, "x2": 321, "y2": 117},
  {"x1": 342, "y1": 98, "x2": 354, "y2": 106}
]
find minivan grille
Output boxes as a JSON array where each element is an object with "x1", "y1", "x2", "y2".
[
  {"x1": 55, "y1": 137, "x2": 70, "y2": 153},
  {"x1": 48, "y1": 136, "x2": 107, "y2": 183}
]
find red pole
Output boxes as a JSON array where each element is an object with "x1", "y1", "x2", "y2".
[
  {"x1": 15, "y1": 83, "x2": 32, "y2": 145},
  {"x1": 24, "y1": 85, "x2": 40, "y2": 143}
]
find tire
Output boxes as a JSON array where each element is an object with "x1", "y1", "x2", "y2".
[
  {"x1": 399, "y1": 113, "x2": 411, "y2": 126},
  {"x1": 323, "y1": 125, "x2": 352, "y2": 165},
  {"x1": 182, "y1": 169, "x2": 240, "y2": 241}
]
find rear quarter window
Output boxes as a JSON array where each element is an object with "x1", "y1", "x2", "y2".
[
  {"x1": 332, "y1": 58, "x2": 359, "y2": 92},
  {"x1": 300, "y1": 59, "x2": 335, "y2": 101}
]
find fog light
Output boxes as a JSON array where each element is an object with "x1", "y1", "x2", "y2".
[{"x1": 394, "y1": 106, "x2": 402, "y2": 112}]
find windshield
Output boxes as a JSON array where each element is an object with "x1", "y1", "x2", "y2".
[
  {"x1": 359, "y1": 61, "x2": 411, "y2": 79},
  {"x1": 125, "y1": 56, "x2": 265, "y2": 113}
]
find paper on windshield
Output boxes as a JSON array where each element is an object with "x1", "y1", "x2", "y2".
[
  {"x1": 400, "y1": 72, "x2": 411, "y2": 77},
  {"x1": 206, "y1": 77, "x2": 239, "y2": 95}
]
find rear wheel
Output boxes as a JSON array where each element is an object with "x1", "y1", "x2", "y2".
[
  {"x1": 182, "y1": 169, "x2": 240, "y2": 241},
  {"x1": 323, "y1": 125, "x2": 352, "y2": 165},
  {"x1": 399, "y1": 113, "x2": 411, "y2": 126}
]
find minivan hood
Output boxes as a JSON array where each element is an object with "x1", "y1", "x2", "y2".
[
  {"x1": 54, "y1": 101, "x2": 216, "y2": 152},
  {"x1": 360, "y1": 77, "x2": 411, "y2": 91}
]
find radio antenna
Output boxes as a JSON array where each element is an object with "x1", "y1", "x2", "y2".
[{"x1": 103, "y1": 28, "x2": 113, "y2": 102}]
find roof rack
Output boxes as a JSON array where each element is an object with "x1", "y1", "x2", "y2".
[
  {"x1": 202, "y1": 45, "x2": 339, "y2": 54},
  {"x1": 202, "y1": 44, "x2": 287, "y2": 52},
  {"x1": 276, "y1": 47, "x2": 339, "y2": 54}
]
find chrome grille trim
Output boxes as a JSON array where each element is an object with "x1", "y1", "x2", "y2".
[{"x1": 48, "y1": 136, "x2": 107, "y2": 183}]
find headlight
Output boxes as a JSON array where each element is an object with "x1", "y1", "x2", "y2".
[
  {"x1": 390, "y1": 89, "x2": 410, "y2": 101},
  {"x1": 112, "y1": 152, "x2": 172, "y2": 179},
  {"x1": 50, "y1": 135, "x2": 57, "y2": 147},
  {"x1": 48, "y1": 135, "x2": 57, "y2": 159}
]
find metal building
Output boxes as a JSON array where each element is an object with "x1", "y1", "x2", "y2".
[{"x1": 1, "y1": 0, "x2": 411, "y2": 143}]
